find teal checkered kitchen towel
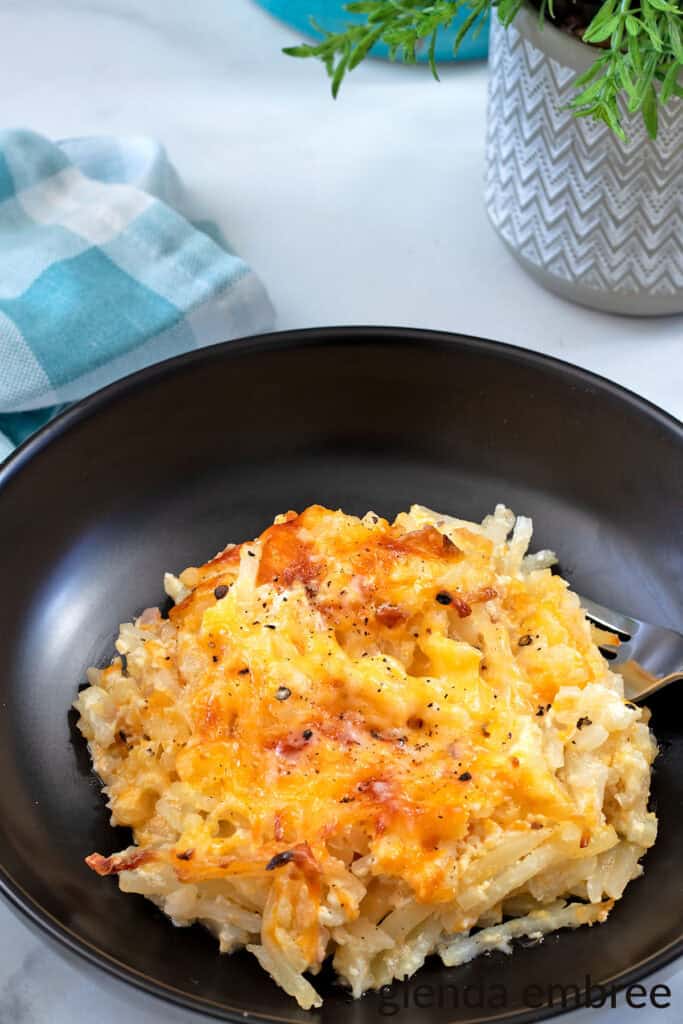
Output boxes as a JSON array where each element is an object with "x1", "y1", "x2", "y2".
[{"x1": 0, "y1": 130, "x2": 274, "y2": 459}]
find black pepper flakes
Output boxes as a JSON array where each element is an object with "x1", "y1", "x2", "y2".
[
  {"x1": 238, "y1": 667, "x2": 250, "y2": 675},
  {"x1": 275, "y1": 686, "x2": 292, "y2": 701},
  {"x1": 576, "y1": 716, "x2": 593, "y2": 730},
  {"x1": 458, "y1": 771, "x2": 472, "y2": 782},
  {"x1": 302, "y1": 729, "x2": 313, "y2": 741},
  {"x1": 214, "y1": 585, "x2": 228, "y2": 600},
  {"x1": 176, "y1": 849, "x2": 195, "y2": 861},
  {"x1": 518, "y1": 634, "x2": 533, "y2": 647},
  {"x1": 436, "y1": 591, "x2": 452, "y2": 606},
  {"x1": 265, "y1": 850, "x2": 296, "y2": 870}
]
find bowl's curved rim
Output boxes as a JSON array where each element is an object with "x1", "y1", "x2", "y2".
[
  {"x1": 0, "y1": 325, "x2": 681, "y2": 1024},
  {"x1": 1, "y1": 327, "x2": 681, "y2": 494}
]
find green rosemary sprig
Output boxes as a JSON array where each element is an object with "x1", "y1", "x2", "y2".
[
  {"x1": 283, "y1": 0, "x2": 683, "y2": 139},
  {"x1": 571, "y1": 0, "x2": 683, "y2": 139}
]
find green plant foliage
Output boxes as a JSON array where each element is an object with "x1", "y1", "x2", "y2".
[{"x1": 283, "y1": 0, "x2": 683, "y2": 139}]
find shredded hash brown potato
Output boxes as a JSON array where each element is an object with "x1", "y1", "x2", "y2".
[{"x1": 76, "y1": 504, "x2": 657, "y2": 1008}]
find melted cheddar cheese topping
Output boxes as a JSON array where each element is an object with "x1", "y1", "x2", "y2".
[{"x1": 83, "y1": 505, "x2": 617, "y2": 911}]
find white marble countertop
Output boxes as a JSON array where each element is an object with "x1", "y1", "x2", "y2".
[{"x1": 0, "y1": 1, "x2": 681, "y2": 1021}]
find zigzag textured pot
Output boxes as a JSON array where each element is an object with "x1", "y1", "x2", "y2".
[{"x1": 485, "y1": 9, "x2": 683, "y2": 315}]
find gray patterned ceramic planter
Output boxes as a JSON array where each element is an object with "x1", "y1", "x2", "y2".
[{"x1": 485, "y1": 9, "x2": 683, "y2": 315}]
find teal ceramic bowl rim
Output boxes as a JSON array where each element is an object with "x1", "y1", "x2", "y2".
[{"x1": 254, "y1": 0, "x2": 490, "y2": 62}]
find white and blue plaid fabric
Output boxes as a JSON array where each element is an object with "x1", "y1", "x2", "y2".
[{"x1": 0, "y1": 130, "x2": 274, "y2": 459}]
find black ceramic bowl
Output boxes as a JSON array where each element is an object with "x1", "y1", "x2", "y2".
[{"x1": 0, "y1": 327, "x2": 681, "y2": 1024}]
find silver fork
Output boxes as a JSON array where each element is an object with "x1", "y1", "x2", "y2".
[{"x1": 579, "y1": 595, "x2": 683, "y2": 703}]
